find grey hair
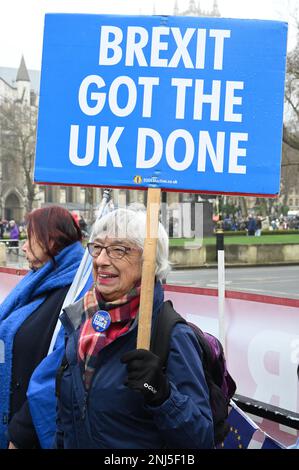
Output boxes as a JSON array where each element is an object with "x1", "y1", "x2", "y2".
[{"x1": 92, "y1": 208, "x2": 170, "y2": 281}]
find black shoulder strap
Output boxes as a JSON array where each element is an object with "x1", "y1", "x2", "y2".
[
  {"x1": 150, "y1": 300, "x2": 187, "y2": 366},
  {"x1": 188, "y1": 322, "x2": 214, "y2": 367}
]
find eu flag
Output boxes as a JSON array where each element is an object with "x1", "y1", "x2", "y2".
[
  {"x1": 261, "y1": 436, "x2": 284, "y2": 449},
  {"x1": 220, "y1": 404, "x2": 258, "y2": 449}
]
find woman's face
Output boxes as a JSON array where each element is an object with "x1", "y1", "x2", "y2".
[
  {"x1": 22, "y1": 234, "x2": 50, "y2": 270},
  {"x1": 92, "y1": 237, "x2": 143, "y2": 302}
]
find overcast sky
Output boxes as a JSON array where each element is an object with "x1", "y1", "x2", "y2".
[{"x1": 0, "y1": 0, "x2": 298, "y2": 70}]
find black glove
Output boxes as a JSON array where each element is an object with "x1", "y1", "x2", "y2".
[{"x1": 121, "y1": 349, "x2": 170, "y2": 406}]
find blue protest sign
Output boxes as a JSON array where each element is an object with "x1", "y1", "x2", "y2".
[{"x1": 34, "y1": 14, "x2": 287, "y2": 195}]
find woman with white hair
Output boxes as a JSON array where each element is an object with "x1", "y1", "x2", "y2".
[{"x1": 55, "y1": 208, "x2": 213, "y2": 449}]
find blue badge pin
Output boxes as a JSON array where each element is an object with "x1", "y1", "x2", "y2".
[{"x1": 91, "y1": 310, "x2": 111, "y2": 333}]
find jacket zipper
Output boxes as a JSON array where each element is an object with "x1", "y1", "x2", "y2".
[
  {"x1": 88, "y1": 324, "x2": 137, "y2": 393},
  {"x1": 81, "y1": 391, "x2": 88, "y2": 420},
  {"x1": 78, "y1": 316, "x2": 141, "y2": 420}
]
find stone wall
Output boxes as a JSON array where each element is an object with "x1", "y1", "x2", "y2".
[
  {"x1": 169, "y1": 245, "x2": 206, "y2": 268},
  {"x1": 169, "y1": 244, "x2": 299, "y2": 267},
  {"x1": 0, "y1": 243, "x2": 6, "y2": 266}
]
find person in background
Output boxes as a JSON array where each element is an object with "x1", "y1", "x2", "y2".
[
  {"x1": 9, "y1": 220, "x2": 20, "y2": 254},
  {"x1": 78, "y1": 215, "x2": 89, "y2": 238},
  {"x1": 9, "y1": 220, "x2": 19, "y2": 239},
  {"x1": 55, "y1": 208, "x2": 214, "y2": 449},
  {"x1": 0, "y1": 219, "x2": 6, "y2": 239},
  {"x1": 0, "y1": 206, "x2": 84, "y2": 449},
  {"x1": 247, "y1": 215, "x2": 257, "y2": 236},
  {"x1": 255, "y1": 216, "x2": 263, "y2": 237}
]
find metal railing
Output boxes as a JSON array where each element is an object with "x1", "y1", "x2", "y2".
[
  {"x1": 0, "y1": 239, "x2": 27, "y2": 268},
  {"x1": 233, "y1": 394, "x2": 299, "y2": 430},
  {"x1": 0, "y1": 238, "x2": 24, "y2": 252}
]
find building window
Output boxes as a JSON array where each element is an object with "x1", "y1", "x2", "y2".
[
  {"x1": 66, "y1": 187, "x2": 73, "y2": 203},
  {"x1": 80, "y1": 189, "x2": 85, "y2": 204},
  {"x1": 289, "y1": 199, "x2": 293, "y2": 206},
  {"x1": 39, "y1": 190, "x2": 45, "y2": 204},
  {"x1": 45, "y1": 186, "x2": 53, "y2": 203},
  {"x1": 60, "y1": 188, "x2": 66, "y2": 204}
]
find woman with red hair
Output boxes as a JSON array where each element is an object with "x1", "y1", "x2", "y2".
[{"x1": 0, "y1": 206, "x2": 84, "y2": 449}]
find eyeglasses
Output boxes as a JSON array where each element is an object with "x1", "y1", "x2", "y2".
[{"x1": 87, "y1": 243, "x2": 133, "y2": 259}]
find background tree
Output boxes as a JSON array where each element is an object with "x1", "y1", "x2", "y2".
[
  {"x1": 259, "y1": 12, "x2": 299, "y2": 216},
  {"x1": 283, "y1": 13, "x2": 299, "y2": 151},
  {"x1": 0, "y1": 98, "x2": 39, "y2": 212}
]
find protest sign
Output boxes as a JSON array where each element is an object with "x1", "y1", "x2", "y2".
[
  {"x1": 34, "y1": 13, "x2": 288, "y2": 350},
  {"x1": 34, "y1": 14, "x2": 287, "y2": 196}
]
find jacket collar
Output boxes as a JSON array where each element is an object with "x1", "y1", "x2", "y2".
[{"x1": 61, "y1": 297, "x2": 85, "y2": 333}]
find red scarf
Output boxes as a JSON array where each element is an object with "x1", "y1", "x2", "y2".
[{"x1": 78, "y1": 283, "x2": 141, "y2": 389}]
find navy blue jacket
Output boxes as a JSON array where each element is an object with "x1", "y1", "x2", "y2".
[{"x1": 55, "y1": 283, "x2": 214, "y2": 449}]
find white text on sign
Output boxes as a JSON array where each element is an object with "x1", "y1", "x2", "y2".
[{"x1": 69, "y1": 25, "x2": 247, "y2": 175}]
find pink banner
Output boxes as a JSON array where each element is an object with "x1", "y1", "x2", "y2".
[{"x1": 164, "y1": 285, "x2": 299, "y2": 446}]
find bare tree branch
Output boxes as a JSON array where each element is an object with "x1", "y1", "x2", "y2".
[
  {"x1": 283, "y1": 124, "x2": 299, "y2": 151},
  {"x1": 0, "y1": 99, "x2": 38, "y2": 212}
]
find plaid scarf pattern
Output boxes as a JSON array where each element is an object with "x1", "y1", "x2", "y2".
[{"x1": 78, "y1": 284, "x2": 141, "y2": 389}]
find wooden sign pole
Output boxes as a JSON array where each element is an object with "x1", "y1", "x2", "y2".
[{"x1": 137, "y1": 187, "x2": 161, "y2": 350}]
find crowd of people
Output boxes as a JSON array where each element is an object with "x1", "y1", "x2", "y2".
[
  {"x1": 216, "y1": 213, "x2": 299, "y2": 235},
  {"x1": 0, "y1": 205, "x2": 214, "y2": 449}
]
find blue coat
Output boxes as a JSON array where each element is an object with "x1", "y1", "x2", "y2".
[
  {"x1": 56, "y1": 283, "x2": 214, "y2": 449},
  {"x1": 0, "y1": 241, "x2": 84, "y2": 448}
]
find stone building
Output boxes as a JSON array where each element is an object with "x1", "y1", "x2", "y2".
[
  {"x1": 0, "y1": 57, "x2": 168, "y2": 225},
  {"x1": 173, "y1": 0, "x2": 220, "y2": 17},
  {"x1": 0, "y1": 56, "x2": 38, "y2": 223},
  {"x1": 0, "y1": 57, "x2": 105, "y2": 224},
  {"x1": 280, "y1": 144, "x2": 299, "y2": 213}
]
